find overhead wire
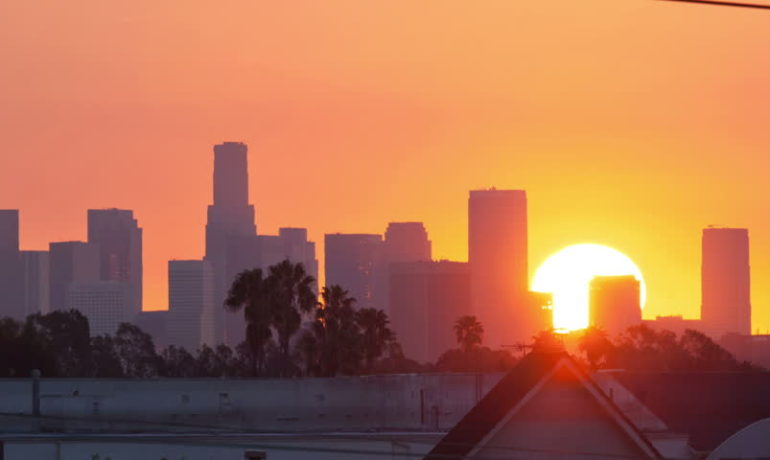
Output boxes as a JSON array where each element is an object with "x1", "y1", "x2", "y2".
[{"x1": 658, "y1": 0, "x2": 770, "y2": 9}]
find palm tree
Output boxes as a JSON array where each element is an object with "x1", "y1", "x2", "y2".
[
  {"x1": 313, "y1": 285, "x2": 361, "y2": 376},
  {"x1": 225, "y1": 268, "x2": 270, "y2": 376},
  {"x1": 454, "y1": 315, "x2": 484, "y2": 353},
  {"x1": 355, "y1": 308, "x2": 394, "y2": 373},
  {"x1": 266, "y1": 260, "x2": 317, "y2": 377}
]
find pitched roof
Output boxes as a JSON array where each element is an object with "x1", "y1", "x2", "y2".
[{"x1": 424, "y1": 351, "x2": 663, "y2": 460}]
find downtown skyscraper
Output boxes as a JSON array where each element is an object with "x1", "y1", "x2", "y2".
[
  {"x1": 701, "y1": 227, "x2": 751, "y2": 338},
  {"x1": 325, "y1": 233, "x2": 384, "y2": 310},
  {"x1": 468, "y1": 189, "x2": 531, "y2": 348},
  {"x1": 168, "y1": 259, "x2": 216, "y2": 351},
  {"x1": 204, "y1": 142, "x2": 257, "y2": 344},
  {"x1": 87, "y1": 209, "x2": 143, "y2": 314},
  {"x1": 0, "y1": 210, "x2": 22, "y2": 319}
]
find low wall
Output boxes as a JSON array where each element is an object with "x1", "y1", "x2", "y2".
[{"x1": 0, "y1": 373, "x2": 504, "y2": 432}]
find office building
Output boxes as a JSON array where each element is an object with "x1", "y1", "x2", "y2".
[
  {"x1": 0, "y1": 210, "x2": 22, "y2": 318},
  {"x1": 380, "y1": 222, "x2": 432, "y2": 316},
  {"x1": 643, "y1": 315, "x2": 703, "y2": 336},
  {"x1": 468, "y1": 189, "x2": 530, "y2": 347},
  {"x1": 589, "y1": 275, "x2": 642, "y2": 335},
  {"x1": 389, "y1": 261, "x2": 471, "y2": 363},
  {"x1": 88, "y1": 209, "x2": 143, "y2": 314},
  {"x1": 49, "y1": 241, "x2": 100, "y2": 311},
  {"x1": 325, "y1": 233, "x2": 384, "y2": 309},
  {"x1": 701, "y1": 227, "x2": 751, "y2": 338},
  {"x1": 204, "y1": 142, "x2": 257, "y2": 344},
  {"x1": 168, "y1": 260, "x2": 216, "y2": 351},
  {"x1": 383, "y1": 222, "x2": 431, "y2": 263},
  {"x1": 20, "y1": 250, "x2": 50, "y2": 316},
  {"x1": 0, "y1": 210, "x2": 19, "y2": 253},
  {"x1": 67, "y1": 281, "x2": 132, "y2": 336}
]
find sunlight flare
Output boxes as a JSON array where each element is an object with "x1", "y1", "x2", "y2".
[{"x1": 532, "y1": 244, "x2": 646, "y2": 331}]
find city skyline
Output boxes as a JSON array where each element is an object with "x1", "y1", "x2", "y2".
[
  {"x1": 2, "y1": 1, "x2": 769, "y2": 331},
  {"x1": 2, "y1": 144, "x2": 766, "y2": 332}
]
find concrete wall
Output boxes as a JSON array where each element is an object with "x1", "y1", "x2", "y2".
[
  {"x1": 0, "y1": 373, "x2": 503, "y2": 432},
  {"x1": 3, "y1": 433, "x2": 444, "y2": 460}
]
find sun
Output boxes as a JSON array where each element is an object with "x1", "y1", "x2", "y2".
[{"x1": 532, "y1": 244, "x2": 646, "y2": 331}]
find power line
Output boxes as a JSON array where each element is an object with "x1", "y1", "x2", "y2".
[{"x1": 659, "y1": 0, "x2": 770, "y2": 9}]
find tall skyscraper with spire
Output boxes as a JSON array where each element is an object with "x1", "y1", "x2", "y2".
[{"x1": 204, "y1": 142, "x2": 257, "y2": 343}]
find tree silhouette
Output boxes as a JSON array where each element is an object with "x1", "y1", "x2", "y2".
[
  {"x1": 89, "y1": 334, "x2": 124, "y2": 377},
  {"x1": 25, "y1": 310, "x2": 92, "y2": 376},
  {"x1": 160, "y1": 345, "x2": 197, "y2": 377},
  {"x1": 454, "y1": 315, "x2": 484, "y2": 353},
  {"x1": 114, "y1": 323, "x2": 160, "y2": 378},
  {"x1": 307, "y1": 285, "x2": 362, "y2": 376},
  {"x1": 266, "y1": 260, "x2": 316, "y2": 377},
  {"x1": 355, "y1": 307, "x2": 394, "y2": 373},
  {"x1": 225, "y1": 268, "x2": 271, "y2": 376},
  {"x1": 578, "y1": 326, "x2": 613, "y2": 369}
]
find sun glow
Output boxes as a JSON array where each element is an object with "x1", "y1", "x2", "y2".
[{"x1": 532, "y1": 244, "x2": 646, "y2": 331}]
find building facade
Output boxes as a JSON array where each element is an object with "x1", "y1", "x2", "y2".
[
  {"x1": 48, "y1": 241, "x2": 100, "y2": 312},
  {"x1": 589, "y1": 275, "x2": 642, "y2": 335},
  {"x1": 389, "y1": 261, "x2": 471, "y2": 363},
  {"x1": 383, "y1": 222, "x2": 432, "y2": 263},
  {"x1": 468, "y1": 189, "x2": 530, "y2": 348},
  {"x1": 701, "y1": 227, "x2": 751, "y2": 338},
  {"x1": 66, "y1": 281, "x2": 132, "y2": 336},
  {"x1": 0, "y1": 210, "x2": 22, "y2": 319},
  {"x1": 324, "y1": 233, "x2": 384, "y2": 309},
  {"x1": 87, "y1": 209, "x2": 143, "y2": 314},
  {"x1": 168, "y1": 260, "x2": 216, "y2": 351},
  {"x1": 20, "y1": 250, "x2": 50, "y2": 317}
]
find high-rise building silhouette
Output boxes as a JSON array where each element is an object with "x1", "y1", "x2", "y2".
[
  {"x1": 380, "y1": 222, "x2": 432, "y2": 316},
  {"x1": 0, "y1": 210, "x2": 19, "y2": 253},
  {"x1": 204, "y1": 142, "x2": 257, "y2": 344},
  {"x1": 87, "y1": 209, "x2": 143, "y2": 314},
  {"x1": 389, "y1": 260, "x2": 471, "y2": 363},
  {"x1": 701, "y1": 227, "x2": 751, "y2": 338},
  {"x1": 468, "y1": 189, "x2": 530, "y2": 347},
  {"x1": 67, "y1": 281, "x2": 132, "y2": 336},
  {"x1": 168, "y1": 260, "x2": 216, "y2": 351},
  {"x1": 589, "y1": 275, "x2": 642, "y2": 335},
  {"x1": 20, "y1": 250, "x2": 50, "y2": 316},
  {"x1": 48, "y1": 241, "x2": 100, "y2": 311},
  {"x1": 325, "y1": 233, "x2": 384, "y2": 309},
  {"x1": 0, "y1": 210, "x2": 22, "y2": 319},
  {"x1": 383, "y1": 222, "x2": 432, "y2": 263}
]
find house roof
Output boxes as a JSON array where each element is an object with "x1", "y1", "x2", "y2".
[
  {"x1": 612, "y1": 371, "x2": 770, "y2": 452},
  {"x1": 424, "y1": 351, "x2": 663, "y2": 460}
]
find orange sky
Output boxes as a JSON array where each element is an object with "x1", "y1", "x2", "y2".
[{"x1": 1, "y1": 1, "x2": 769, "y2": 330}]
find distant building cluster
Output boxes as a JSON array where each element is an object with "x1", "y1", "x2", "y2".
[
  {"x1": 0, "y1": 209, "x2": 141, "y2": 336},
  {"x1": 0, "y1": 142, "x2": 758, "y2": 363}
]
